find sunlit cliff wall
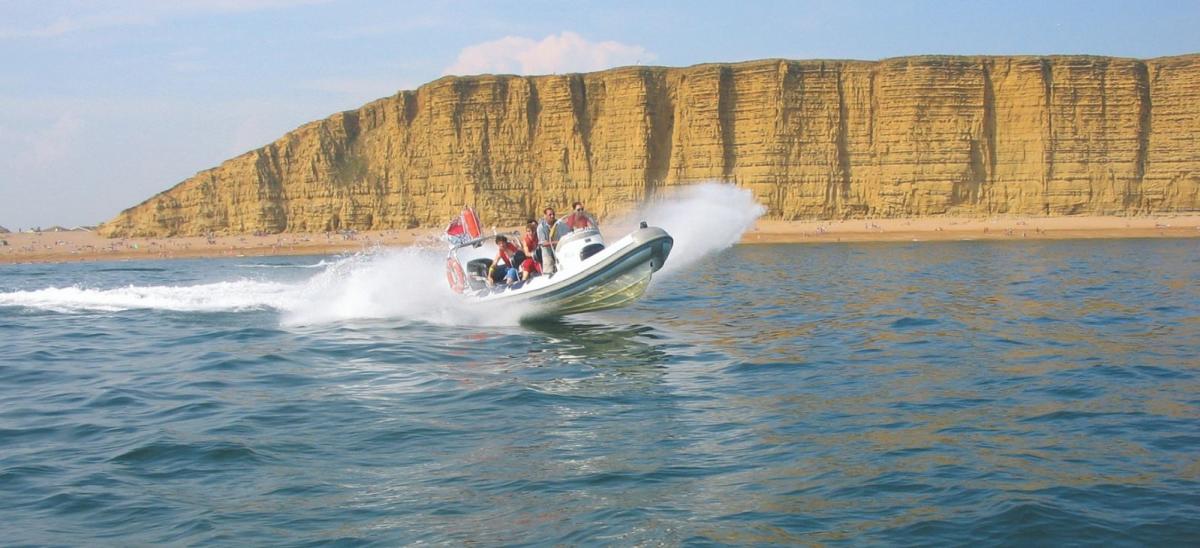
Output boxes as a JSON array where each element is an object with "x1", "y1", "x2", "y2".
[{"x1": 100, "y1": 54, "x2": 1200, "y2": 236}]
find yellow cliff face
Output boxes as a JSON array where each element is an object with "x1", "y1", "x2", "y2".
[{"x1": 99, "y1": 55, "x2": 1200, "y2": 237}]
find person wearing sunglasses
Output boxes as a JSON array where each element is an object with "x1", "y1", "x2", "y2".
[{"x1": 566, "y1": 201, "x2": 597, "y2": 231}]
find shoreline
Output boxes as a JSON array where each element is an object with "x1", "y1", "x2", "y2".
[
  {"x1": 2, "y1": 215, "x2": 1198, "y2": 265},
  {"x1": 745, "y1": 215, "x2": 1200, "y2": 243}
]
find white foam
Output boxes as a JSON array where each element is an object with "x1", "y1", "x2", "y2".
[
  {"x1": 280, "y1": 247, "x2": 532, "y2": 327},
  {"x1": 0, "y1": 183, "x2": 764, "y2": 323},
  {"x1": 0, "y1": 280, "x2": 296, "y2": 314},
  {"x1": 609, "y1": 182, "x2": 766, "y2": 277},
  {"x1": 0, "y1": 248, "x2": 529, "y2": 326}
]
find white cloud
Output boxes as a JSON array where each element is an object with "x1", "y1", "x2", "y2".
[
  {"x1": 444, "y1": 31, "x2": 655, "y2": 76},
  {"x1": 0, "y1": 13, "x2": 152, "y2": 39},
  {"x1": 0, "y1": 0, "x2": 334, "y2": 39}
]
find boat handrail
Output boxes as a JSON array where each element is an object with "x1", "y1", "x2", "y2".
[{"x1": 447, "y1": 231, "x2": 519, "y2": 252}]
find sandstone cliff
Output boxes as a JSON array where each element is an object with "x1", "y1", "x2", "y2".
[{"x1": 100, "y1": 54, "x2": 1200, "y2": 237}]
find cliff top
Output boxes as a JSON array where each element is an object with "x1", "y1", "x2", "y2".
[
  {"x1": 102, "y1": 53, "x2": 1200, "y2": 237},
  {"x1": 433, "y1": 52, "x2": 1199, "y2": 81}
]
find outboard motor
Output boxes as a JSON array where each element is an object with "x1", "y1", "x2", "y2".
[
  {"x1": 465, "y1": 258, "x2": 493, "y2": 289},
  {"x1": 466, "y1": 258, "x2": 492, "y2": 278}
]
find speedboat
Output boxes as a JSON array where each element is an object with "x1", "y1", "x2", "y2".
[{"x1": 443, "y1": 207, "x2": 673, "y2": 318}]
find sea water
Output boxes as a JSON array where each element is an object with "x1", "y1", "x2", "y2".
[{"x1": 1, "y1": 190, "x2": 1198, "y2": 544}]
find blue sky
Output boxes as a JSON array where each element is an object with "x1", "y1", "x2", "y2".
[{"x1": 1, "y1": 0, "x2": 1197, "y2": 230}]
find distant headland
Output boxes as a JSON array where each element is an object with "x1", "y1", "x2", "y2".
[{"x1": 98, "y1": 54, "x2": 1200, "y2": 238}]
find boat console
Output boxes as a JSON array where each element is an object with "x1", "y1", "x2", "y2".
[{"x1": 554, "y1": 227, "x2": 605, "y2": 271}]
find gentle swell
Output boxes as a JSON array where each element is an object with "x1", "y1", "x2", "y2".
[{"x1": 0, "y1": 238, "x2": 1197, "y2": 545}]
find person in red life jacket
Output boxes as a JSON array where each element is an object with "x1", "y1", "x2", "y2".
[
  {"x1": 566, "y1": 201, "x2": 598, "y2": 231},
  {"x1": 488, "y1": 235, "x2": 525, "y2": 286},
  {"x1": 519, "y1": 255, "x2": 542, "y2": 281},
  {"x1": 521, "y1": 220, "x2": 540, "y2": 266}
]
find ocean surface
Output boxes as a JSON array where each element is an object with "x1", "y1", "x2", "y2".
[{"x1": 2, "y1": 237, "x2": 1198, "y2": 545}]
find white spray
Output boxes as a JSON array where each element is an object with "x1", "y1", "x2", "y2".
[
  {"x1": 0, "y1": 183, "x2": 764, "y2": 324},
  {"x1": 280, "y1": 246, "x2": 532, "y2": 327},
  {"x1": 610, "y1": 182, "x2": 766, "y2": 277}
]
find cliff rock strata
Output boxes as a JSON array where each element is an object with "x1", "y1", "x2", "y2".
[{"x1": 100, "y1": 55, "x2": 1200, "y2": 237}]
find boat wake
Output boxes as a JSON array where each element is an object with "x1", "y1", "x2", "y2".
[
  {"x1": 281, "y1": 247, "x2": 532, "y2": 326},
  {"x1": 0, "y1": 247, "x2": 513, "y2": 326},
  {"x1": 0, "y1": 183, "x2": 764, "y2": 325},
  {"x1": 0, "y1": 280, "x2": 296, "y2": 314}
]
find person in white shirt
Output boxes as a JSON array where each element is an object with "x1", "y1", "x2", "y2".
[{"x1": 536, "y1": 207, "x2": 571, "y2": 275}]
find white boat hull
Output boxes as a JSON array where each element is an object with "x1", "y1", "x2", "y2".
[{"x1": 450, "y1": 226, "x2": 673, "y2": 319}]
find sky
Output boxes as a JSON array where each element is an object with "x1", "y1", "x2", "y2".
[{"x1": 1, "y1": 0, "x2": 1197, "y2": 230}]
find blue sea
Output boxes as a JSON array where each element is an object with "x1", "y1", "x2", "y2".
[{"x1": 2, "y1": 238, "x2": 1198, "y2": 545}]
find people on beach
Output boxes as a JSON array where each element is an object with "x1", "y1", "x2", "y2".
[
  {"x1": 537, "y1": 207, "x2": 570, "y2": 275},
  {"x1": 565, "y1": 201, "x2": 597, "y2": 231}
]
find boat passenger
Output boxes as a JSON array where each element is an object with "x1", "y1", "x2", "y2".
[
  {"x1": 565, "y1": 201, "x2": 598, "y2": 231},
  {"x1": 537, "y1": 207, "x2": 570, "y2": 275},
  {"x1": 488, "y1": 235, "x2": 524, "y2": 286},
  {"x1": 519, "y1": 256, "x2": 542, "y2": 281},
  {"x1": 521, "y1": 220, "x2": 540, "y2": 265}
]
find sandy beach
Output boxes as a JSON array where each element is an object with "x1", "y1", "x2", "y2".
[
  {"x1": 0, "y1": 230, "x2": 434, "y2": 265},
  {"x1": 2, "y1": 215, "x2": 1198, "y2": 264},
  {"x1": 745, "y1": 215, "x2": 1200, "y2": 243}
]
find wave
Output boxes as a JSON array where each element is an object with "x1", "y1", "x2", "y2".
[
  {"x1": 0, "y1": 248, "x2": 526, "y2": 326},
  {"x1": 234, "y1": 260, "x2": 335, "y2": 269},
  {"x1": 0, "y1": 280, "x2": 297, "y2": 314}
]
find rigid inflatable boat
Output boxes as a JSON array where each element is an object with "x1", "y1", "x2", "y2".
[{"x1": 443, "y1": 207, "x2": 673, "y2": 318}]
